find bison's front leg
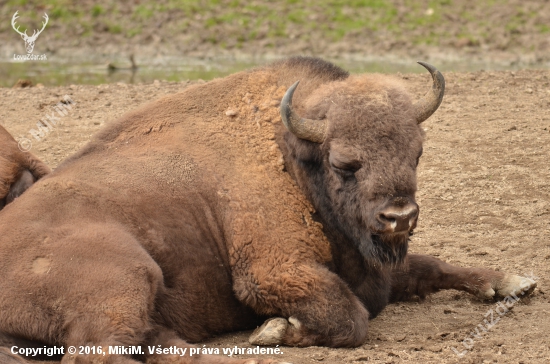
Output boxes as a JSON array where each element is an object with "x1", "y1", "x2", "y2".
[
  {"x1": 389, "y1": 254, "x2": 537, "y2": 302},
  {"x1": 234, "y1": 262, "x2": 369, "y2": 348}
]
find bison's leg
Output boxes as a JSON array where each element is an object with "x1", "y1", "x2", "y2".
[
  {"x1": 0, "y1": 225, "x2": 162, "y2": 364},
  {"x1": 389, "y1": 254, "x2": 537, "y2": 302},
  {"x1": 235, "y1": 263, "x2": 369, "y2": 348},
  {"x1": 0, "y1": 223, "x2": 288, "y2": 364}
]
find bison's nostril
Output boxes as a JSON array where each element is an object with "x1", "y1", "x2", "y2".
[
  {"x1": 378, "y1": 215, "x2": 397, "y2": 228},
  {"x1": 376, "y1": 203, "x2": 419, "y2": 233}
]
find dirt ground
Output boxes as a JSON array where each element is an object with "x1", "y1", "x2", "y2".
[{"x1": 1, "y1": 67, "x2": 549, "y2": 363}]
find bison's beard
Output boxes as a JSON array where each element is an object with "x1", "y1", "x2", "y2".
[{"x1": 356, "y1": 233, "x2": 409, "y2": 266}]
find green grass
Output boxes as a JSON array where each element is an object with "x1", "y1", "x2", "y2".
[
  {"x1": 2, "y1": 0, "x2": 548, "y2": 51},
  {"x1": 92, "y1": 5, "x2": 104, "y2": 17},
  {"x1": 133, "y1": 4, "x2": 155, "y2": 20}
]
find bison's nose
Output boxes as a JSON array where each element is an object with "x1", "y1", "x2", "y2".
[{"x1": 376, "y1": 202, "x2": 419, "y2": 233}]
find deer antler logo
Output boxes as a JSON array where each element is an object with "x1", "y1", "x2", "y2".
[{"x1": 12, "y1": 11, "x2": 49, "y2": 54}]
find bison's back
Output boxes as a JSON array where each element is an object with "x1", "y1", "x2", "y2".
[
  {"x1": 0, "y1": 63, "x2": 335, "y2": 342},
  {"x1": 0, "y1": 153, "x2": 264, "y2": 341}
]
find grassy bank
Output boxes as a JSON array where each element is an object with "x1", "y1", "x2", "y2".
[{"x1": 1, "y1": 0, "x2": 549, "y2": 61}]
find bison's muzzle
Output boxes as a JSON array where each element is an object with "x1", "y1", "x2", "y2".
[{"x1": 375, "y1": 197, "x2": 419, "y2": 234}]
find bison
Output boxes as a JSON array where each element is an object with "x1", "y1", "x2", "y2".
[
  {"x1": 0, "y1": 125, "x2": 50, "y2": 210},
  {"x1": 0, "y1": 57, "x2": 536, "y2": 364}
]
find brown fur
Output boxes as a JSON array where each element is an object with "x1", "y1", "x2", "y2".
[
  {"x1": 0, "y1": 125, "x2": 51, "y2": 209},
  {"x1": 0, "y1": 58, "x2": 522, "y2": 363}
]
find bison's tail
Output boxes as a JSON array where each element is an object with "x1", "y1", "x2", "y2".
[
  {"x1": 0, "y1": 153, "x2": 51, "y2": 209},
  {"x1": 25, "y1": 154, "x2": 51, "y2": 181}
]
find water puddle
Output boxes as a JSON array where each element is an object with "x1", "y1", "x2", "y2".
[{"x1": 0, "y1": 56, "x2": 545, "y2": 87}]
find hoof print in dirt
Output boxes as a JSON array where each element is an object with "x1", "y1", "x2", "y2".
[{"x1": 249, "y1": 318, "x2": 289, "y2": 346}]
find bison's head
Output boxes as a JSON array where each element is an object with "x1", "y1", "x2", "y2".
[{"x1": 280, "y1": 63, "x2": 444, "y2": 265}]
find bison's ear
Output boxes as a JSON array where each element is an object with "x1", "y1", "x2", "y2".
[{"x1": 282, "y1": 127, "x2": 324, "y2": 165}]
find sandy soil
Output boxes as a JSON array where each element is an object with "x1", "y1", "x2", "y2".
[{"x1": 1, "y1": 67, "x2": 549, "y2": 363}]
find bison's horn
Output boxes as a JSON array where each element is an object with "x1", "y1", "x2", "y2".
[
  {"x1": 413, "y1": 62, "x2": 445, "y2": 124},
  {"x1": 280, "y1": 81, "x2": 327, "y2": 143}
]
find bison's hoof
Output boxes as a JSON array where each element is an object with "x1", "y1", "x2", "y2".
[
  {"x1": 478, "y1": 274, "x2": 537, "y2": 300},
  {"x1": 249, "y1": 317, "x2": 288, "y2": 346},
  {"x1": 496, "y1": 274, "x2": 537, "y2": 298}
]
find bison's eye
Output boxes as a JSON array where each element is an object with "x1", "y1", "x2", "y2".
[
  {"x1": 331, "y1": 163, "x2": 360, "y2": 174},
  {"x1": 329, "y1": 160, "x2": 361, "y2": 179},
  {"x1": 332, "y1": 165, "x2": 359, "y2": 181},
  {"x1": 329, "y1": 150, "x2": 361, "y2": 180}
]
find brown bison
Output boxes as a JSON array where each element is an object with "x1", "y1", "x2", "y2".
[
  {"x1": 0, "y1": 125, "x2": 50, "y2": 210},
  {"x1": 0, "y1": 57, "x2": 536, "y2": 364}
]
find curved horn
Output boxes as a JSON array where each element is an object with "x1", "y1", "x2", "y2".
[
  {"x1": 413, "y1": 62, "x2": 445, "y2": 124},
  {"x1": 280, "y1": 81, "x2": 327, "y2": 143}
]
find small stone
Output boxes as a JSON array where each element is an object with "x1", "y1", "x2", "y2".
[
  {"x1": 311, "y1": 353, "x2": 324, "y2": 361},
  {"x1": 425, "y1": 344, "x2": 442, "y2": 352},
  {"x1": 395, "y1": 334, "x2": 406, "y2": 342},
  {"x1": 12, "y1": 79, "x2": 33, "y2": 88},
  {"x1": 226, "y1": 109, "x2": 237, "y2": 117}
]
